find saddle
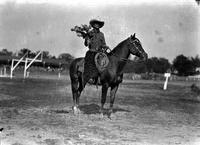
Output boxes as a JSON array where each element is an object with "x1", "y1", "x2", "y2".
[{"x1": 77, "y1": 52, "x2": 109, "y2": 73}]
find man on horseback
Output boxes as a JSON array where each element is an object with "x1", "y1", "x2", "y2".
[
  {"x1": 83, "y1": 19, "x2": 109, "y2": 86},
  {"x1": 70, "y1": 24, "x2": 148, "y2": 116}
]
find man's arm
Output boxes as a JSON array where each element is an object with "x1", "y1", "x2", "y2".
[
  {"x1": 100, "y1": 32, "x2": 110, "y2": 52},
  {"x1": 84, "y1": 30, "x2": 93, "y2": 47},
  {"x1": 100, "y1": 32, "x2": 106, "y2": 46},
  {"x1": 84, "y1": 36, "x2": 90, "y2": 47}
]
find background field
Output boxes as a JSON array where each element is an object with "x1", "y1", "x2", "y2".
[{"x1": 0, "y1": 75, "x2": 200, "y2": 145}]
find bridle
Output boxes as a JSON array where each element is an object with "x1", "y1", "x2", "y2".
[
  {"x1": 109, "y1": 38, "x2": 145, "y2": 63},
  {"x1": 129, "y1": 38, "x2": 145, "y2": 58}
]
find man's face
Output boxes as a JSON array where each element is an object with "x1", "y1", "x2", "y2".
[{"x1": 93, "y1": 24, "x2": 100, "y2": 29}]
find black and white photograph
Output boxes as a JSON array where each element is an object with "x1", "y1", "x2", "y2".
[{"x1": 0, "y1": 0, "x2": 200, "y2": 144}]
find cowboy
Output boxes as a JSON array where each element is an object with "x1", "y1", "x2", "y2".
[{"x1": 83, "y1": 19, "x2": 109, "y2": 86}]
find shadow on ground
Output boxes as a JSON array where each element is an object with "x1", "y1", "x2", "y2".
[
  {"x1": 48, "y1": 109, "x2": 70, "y2": 114},
  {"x1": 79, "y1": 103, "x2": 131, "y2": 115},
  {"x1": 178, "y1": 98, "x2": 200, "y2": 104}
]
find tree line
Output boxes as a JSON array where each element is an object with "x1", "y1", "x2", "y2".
[
  {"x1": 124, "y1": 55, "x2": 200, "y2": 76},
  {"x1": 0, "y1": 48, "x2": 200, "y2": 76},
  {"x1": 0, "y1": 48, "x2": 74, "y2": 60},
  {"x1": 0, "y1": 48, "x2": 74, "y2": 69}
]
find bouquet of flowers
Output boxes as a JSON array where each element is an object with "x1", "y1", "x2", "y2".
[{"x1": 71, "y1": 24, "x2": 92, "y2": 39}]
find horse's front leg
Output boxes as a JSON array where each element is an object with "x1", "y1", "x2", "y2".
[
  {"x1": 100, "y1": 84, "x2": 109, "y2": 117},
  {"x1": 108, "y1": 84, "x2": 119, "y2": 118}
]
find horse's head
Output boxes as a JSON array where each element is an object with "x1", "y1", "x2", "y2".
[{"x1": 127, "y1": 33, "x2": 148, "y2": 61}]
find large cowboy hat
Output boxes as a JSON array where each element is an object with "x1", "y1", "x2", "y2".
[{"x1": 89, "y1": 19, "x2": 104, "y2": 29}]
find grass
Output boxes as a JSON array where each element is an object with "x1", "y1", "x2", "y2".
[
  {"x1": 0, "y1": 76, "x2": 71, "y2": 108},
  {"x1": 0, "y1": 75, "x2": 200, "y2": 145}
]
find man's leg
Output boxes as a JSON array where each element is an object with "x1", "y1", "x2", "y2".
[{"x1": 83, "y1": 51, "x2": 98, "y2": 87}]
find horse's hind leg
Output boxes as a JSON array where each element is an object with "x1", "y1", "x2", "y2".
[
  {"x1": 71, "y1": 76, "x2": 82, "y2": 114},
  {"x1": 76, "y1": 76, "x2": 83, "y2": 106},
  {"x1": 71, "y1": 78, "x2": 79, "y2": 114},
  {"x1": 108, "y1": 84, "x2": 119, "y2": 118}
]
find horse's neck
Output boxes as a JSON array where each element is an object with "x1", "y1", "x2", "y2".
[
  {"x1": 110, "y1": 39, "x2": 130, "y2": 61},
  {"x1": 109, "y1": 40, "x2": 130, "y2": 74}
]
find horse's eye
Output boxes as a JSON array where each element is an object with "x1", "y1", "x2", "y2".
[
  {"x1": 132, "y1": 41, "x2": 137, "y2": 44},
  {"x1": 135, "y1": 40, "x2": 140, "y2": 44},
  {"x1": 131, "y1": 40, "x2": 135, "y2": 43}
]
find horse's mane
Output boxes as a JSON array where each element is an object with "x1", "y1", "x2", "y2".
[{"x1": 108, "y1": 37, "x2": 129, "y2": 56}]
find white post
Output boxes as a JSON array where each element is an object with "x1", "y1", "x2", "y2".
[
  {"x1": 0, "y1": 130, "x2": 1, "y2": 145},
  {"x1": 27, "y1": 71, "x2": 30, "y2": 78},
  {"x1": 163, "y1": 73, "x2": 171, "y2": 90},
  {"x1": 58, "y1": 72, "x2": 61, "y2": 78},
  {"x1": 24, "y1": 51, "x2": 42, "y2": 79},
  {"x1": 4, "y1": 67, "x2": 6, "y2": 76},
  {"x1": 10, "y1": 60, "x2": 14, "y2": 78},
  {"x1": 0, "y1": 128, "x2": 3, "y2": 145},
  {"x1": 10, "y1": 52, "x2": 28, "y2": 79},
  {"x1": 24, "y1": 58, "x2": 28, "y2": 78}
]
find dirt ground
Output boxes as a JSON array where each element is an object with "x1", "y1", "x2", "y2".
[{"x1": 0, "y1": 76, "x2": 200, "y2": 145}]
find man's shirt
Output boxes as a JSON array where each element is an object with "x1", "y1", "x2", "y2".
[{"x1": 85, "y1": 29, "x2": 106, "y2": 51}]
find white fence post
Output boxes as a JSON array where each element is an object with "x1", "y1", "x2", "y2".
[
  {"x1": 4, "y1": 67, "x2": 6, "y2": 75},
  {"x1": 0, "y1": 69, "x2": 2, "y2": 76},
  {"x1": 163, "y1": 73, "x2": 171, "y2": 90},
  {"x1": 24, "y1": 58, "x2": 28, "y2": 78}
]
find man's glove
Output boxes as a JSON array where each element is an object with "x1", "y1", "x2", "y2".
[{"x1": 102, "y1": 45, "x2": 111, "y2": 53}]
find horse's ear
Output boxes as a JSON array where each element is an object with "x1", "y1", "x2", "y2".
[{"x1": 130, "y1": 33, "x2": 136, "y2": 39}]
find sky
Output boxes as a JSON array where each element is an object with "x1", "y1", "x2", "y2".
[{"x1": 0, "y1": 0, "x2": 199, "y2": 61}]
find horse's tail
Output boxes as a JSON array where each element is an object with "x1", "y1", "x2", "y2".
[
  {"x1": 69, "y1": 59, "x2": 78, "y2": 81},
  {"x1": 69, "y1": 58, "x2": 84, "y2": 94}
]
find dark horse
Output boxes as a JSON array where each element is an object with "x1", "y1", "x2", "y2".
[{"x1": 69, "y1": 33, "x2": 148, "y2": 116}]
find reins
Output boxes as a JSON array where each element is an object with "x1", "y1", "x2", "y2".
[
  {"x1": 110, "y1": 52, "x2": 145, "y2": 64},
  {"x1": 109, "y1": 51, "x2": 132, "y2": 62}
]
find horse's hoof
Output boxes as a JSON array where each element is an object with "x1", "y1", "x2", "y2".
[
  {"x1": 99, "y1": 108, "x2": 104, "y2": 119},
  {"x1": 108, "y1": 109, "x2": 113, "y2": 119},
  {"x1": 100, "y1": 113, "x2": 104, "y2": 119},
  {"x1": 107, "y1": 113, "x2": 112, "y2": 119},
  {"x1": 72, "y1": 106, "x2": 81, "y2": 115}
]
